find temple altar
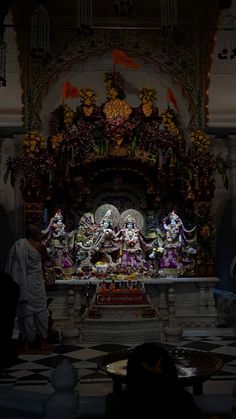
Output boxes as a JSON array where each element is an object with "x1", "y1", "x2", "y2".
[{"x1": 46, "y1": 276, "x2": 220, "y2": 344}]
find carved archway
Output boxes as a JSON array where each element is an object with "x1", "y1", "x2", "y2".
[{"x1": 25, "y1": 29, "x2": 200, "y2": 130}]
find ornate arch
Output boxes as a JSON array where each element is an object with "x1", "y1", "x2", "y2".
[{"x1": 28, "y1": 28, "x2": 200, "y2": 130}]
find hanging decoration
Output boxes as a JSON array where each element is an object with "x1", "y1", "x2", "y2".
[
  {"x1": 0, "y1": 33, "x2": 7, "y2": 87},
  {"x1": 30, "y1": 4, "x2": 50, "y2": 56},
  {"x1": 161, "y1": 0, "x2": 178, "y2": 32}
]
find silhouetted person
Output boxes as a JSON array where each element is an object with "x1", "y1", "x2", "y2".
[
  {"x1": 106, "y1": 342, "x2": 204, "y2": 419},
  {"x1": 0, "y1": 271, "x2": 20, "y2": 372}
]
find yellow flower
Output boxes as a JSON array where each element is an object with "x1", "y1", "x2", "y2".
[
  {"x1": 23, "y1": 131, "x2": 45, "y2": 155},
  {"x1": 190, "y1": 129, "x2": 210, "y2": 152},
  {"x1": 138, "y1": 87, "x2": 157, "y2": 109},
  {"x1": 104, "y1": 98, "x2": 132, "y2": 119}
]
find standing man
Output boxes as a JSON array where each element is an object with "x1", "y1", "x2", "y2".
[{"x1": 5, "y1": 224, "x2": 52, "y2": 353}]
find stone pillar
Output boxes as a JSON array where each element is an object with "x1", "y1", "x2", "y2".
[
  {"x1": 62, "y1": 288, "x2": 79, "y2": 344},
  {"x1": 163, "y1": 287, "x2": 183, "y2": 342},
  {"x1": 158, "y1": 285, "x2": 168, "y2": 315},
  {"x1": 198, "y1": 283, "x2": 208, "y2": 313},
  {"x1": 206, "y1": 283, "x2": 218, "y2": 315}
]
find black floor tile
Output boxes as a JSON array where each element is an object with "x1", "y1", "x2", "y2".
[
  {"x1": 17, "y1": 373, "x2": 49, "y2": 381},
  {"x1": 33, "y1": 354, "x2": 79, "y2": 368},
  {"x1": 91, "y1": 344, "x2": 131, "y2": 353},
  {"x1": 181, "y1": 341, "x2": 222, "y2": 351},
  {"x1": 54, "y1": 344, "x2": 84, "y2": 354}
]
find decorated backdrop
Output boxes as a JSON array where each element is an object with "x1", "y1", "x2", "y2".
[{"x1": 4, "y1": 70, "x2": 229, "y2": 276}]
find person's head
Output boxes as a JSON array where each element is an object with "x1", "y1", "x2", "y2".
[
  {"x1": 126, "y1": 342, "x2": 178, "y2": 392},
  {"x1": 25, "y1": 224, "x2": 42, "y2": 241}
]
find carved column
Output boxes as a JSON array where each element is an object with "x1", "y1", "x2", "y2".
[
  {"x1": 158, "y1": 285, "x2": 168, "y2": 315},
  {"x1": 62, "y1": 288, "x2": 79, "y2": 344},
  {"x1": 198, "y1": 283, "x2": 208, "y2": 313},
  {"x1": 163, "y1": 287, "x2": 183, "y2": 342},
  {"x1": 206, "y1": 283, "x2": 218, "y2": 315}
]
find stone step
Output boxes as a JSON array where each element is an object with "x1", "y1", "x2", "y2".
[
  {"x1": 81, "y1": 327, "x2": 161, "y2": 344},
  {"x1": 81, "y1": 318, "x2": 161, "y2": 344},
  {"x1": 85, "y1": 304, "x2": 158, "y2": 319}
]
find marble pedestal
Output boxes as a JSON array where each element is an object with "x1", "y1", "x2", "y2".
[{"x1": 46, "y1": 277, "x2": 220, "y2": 344}]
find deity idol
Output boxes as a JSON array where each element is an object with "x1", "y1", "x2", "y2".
[
  {"x1": 42, "y1": 209, "x2": 75, "y2": 277},
  {"x1": 75, "y1": 205, "x2": 120, "y2": 274},
  {"x1": 117, "y1": 210, "x2": 154, "y2": 275},
  {"x1": 157, "y1": 210, "x2": 196, "y2": 276}
]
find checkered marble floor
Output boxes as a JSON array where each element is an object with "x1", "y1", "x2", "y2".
[{"x1": 1, "y1": 337, "x2": 236, "y2": 396}]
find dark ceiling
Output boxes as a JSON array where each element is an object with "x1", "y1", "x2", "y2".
[{"x1": 1, "y1": 0, "x2": 230, "y2": 33}]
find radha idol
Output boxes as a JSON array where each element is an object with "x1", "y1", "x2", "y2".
[{"x1": 117, "y1": 209, "x2": 154, "y2": 275}]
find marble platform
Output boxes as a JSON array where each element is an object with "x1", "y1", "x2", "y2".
[{"x1": 46, "y1": 276, "x2": 220, "y2": 344}]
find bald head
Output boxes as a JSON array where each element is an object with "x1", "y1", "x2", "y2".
[{"x1": 25, "y1": 224, "x2": 42, "y2": 241}]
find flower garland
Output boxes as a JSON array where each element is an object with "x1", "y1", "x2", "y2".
[
  {"x1": 161, "y1": 109, "x2": 180, "y2": 137},
  {"x1": 23, "y1": 131, "x2": 45, "y2": 156},
  {"x1": 50, "y1": 104, "x2": 74, "y2": 134},
  {"x1": 138, "y1": 87, "x2": 157, "y2": 116},
  {"x1": 79, "y1": 87, "x2": 97, "y2": 116},
  {"x1": 190, "y1": 129, "x2": 210, "y2": 153},
  {"x1": 49, "y1": 133, "x2": 64, "y2": 150},
  {"x1": 63, "y1": 104, "x2": 74, "y2": 127}
]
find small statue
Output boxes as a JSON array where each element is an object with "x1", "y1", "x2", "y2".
[
  {"x1": 42, "y1": 209, "x2": 75, "y2": 277},
  {"x1": 75, "y1": 206, "x2": 120, "y2": 275},
  {"x1": 156, "y1": 210, "x2": 196, "y2": 277},
  {"x1": 117, "y1": 210, "x2": 154, "y2": 275}
]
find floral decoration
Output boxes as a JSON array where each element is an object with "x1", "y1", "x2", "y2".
[
  {"x1": 62, "y1": 104, "x2": 74, "y2": 127},
  {"x1": 23, "y1": 131, "x2": 45, "y2": 156},
  {"x1": 4, "y1": 71, "x2": 229, "y2": 269},
  {"x1": 104, "y1": 70, "x2": 126, "y2": 100},
  {"x1": 194, "y1": 202, "x2": 214, "y2": 262},
  {"x1": 49, "y1": 133, "x2": 64, "y2": 150},
  {"x1": 78, "y1": 87, "x2": 97, "y2": 116},
  {"x1": 190, "y1": 129, "x2": 210, "y2": 153},
  {"x1": 103, "y1": 98, "x2": 132, "y2": 120},
  {"x1": 161, "y1": 108, "x2": 181, "y2": 137},
  {"x1": 138, "y1": 87, "x2": 157, "y2": 116},
  {"x1": 50, "y1": 104, "x2": 74, "y2": 134}
]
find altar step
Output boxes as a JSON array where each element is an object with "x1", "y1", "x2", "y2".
[
  {"x1": 81, "y1": 318, "x2": 161, "y2": 344},
  {"x1": 80, "y1": 306, "x2": 161, "y2": 344}
]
